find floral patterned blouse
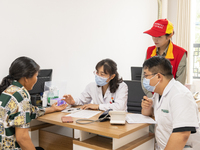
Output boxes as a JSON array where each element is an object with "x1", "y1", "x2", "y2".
[{"x1": 0, "y1": 81, "x2": 45, "y2": 150}]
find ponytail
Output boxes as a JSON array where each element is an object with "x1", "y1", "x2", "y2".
[{"x1": 0, "y1": 75, "x2": 14, "y2": 94}]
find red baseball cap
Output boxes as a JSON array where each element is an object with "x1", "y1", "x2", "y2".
[{"x1": 144, "y1": 19, "x2": 174, "y2": 37}]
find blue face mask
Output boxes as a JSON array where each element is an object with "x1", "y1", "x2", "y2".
[
  {"x1": 95, "y1": 74, "x2": 108, "y2": 86},
  {"x1": 143, "y1": 74, "x2": 160, "y2": 92}
]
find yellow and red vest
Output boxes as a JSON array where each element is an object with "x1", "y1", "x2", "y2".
[{"x1": 146, "y1": 42, "x2": 187, "y2": 79}]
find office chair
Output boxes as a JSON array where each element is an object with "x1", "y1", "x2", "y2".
[
  {"x1": 131, "y1": 67, "x2": 142, "y2": 81},
  {"x1": 124, "y1": 80, "x2": 145, "y2": 114}
]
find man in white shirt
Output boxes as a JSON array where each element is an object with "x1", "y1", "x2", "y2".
[{"x1": 141, "y1": 56, "x2": 200, "y2": 150}]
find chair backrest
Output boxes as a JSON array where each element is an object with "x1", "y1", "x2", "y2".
[
  {"x1": 124, "y1": 80, "x2": 145, "y2": 114},
  {"x1": 131, "y1": 67, "x2": 142, "y2": 81}
]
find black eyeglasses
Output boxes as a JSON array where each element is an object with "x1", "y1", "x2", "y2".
[
  {"x1": 143, "y1": 74, "x2": 156, "y2": 78},
  {"x1": 143, "y1": 73, "x2": 166, "y2": 78}
]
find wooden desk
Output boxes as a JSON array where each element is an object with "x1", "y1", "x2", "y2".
[{"x1": 37, "y1": 111, "x2": 154, "y2": 150}]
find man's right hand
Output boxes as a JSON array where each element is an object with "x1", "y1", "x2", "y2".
[
  {"x1": 62, "y1": 94, "x2": 75, "y2": 105},
  {"x1": 141, "y1": 96, "x2": 153, "y2": 109},
  {"x1": 141, "y1": 96, "x2": 153, "y2": 116}
]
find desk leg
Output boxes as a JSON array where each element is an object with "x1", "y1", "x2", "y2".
[
  {"x1": 79, "y1": 130, "x2": 96, "y2": 141},
  {"x1": 113, "y1": 126, "x2": 149, "y2": 149},
  {"x1": 29, "y1": 130, "x2": 39, "y2": 147},
  {"x1": 133, "y1": 138, "x2": 154, "y2": 150},
  {"x1": 73, "y1": 129, "x2": 80, "y2": 139}
]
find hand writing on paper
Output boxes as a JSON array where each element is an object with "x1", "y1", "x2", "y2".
[
  {"x1": 81, "y1": 104, "x2": 99, "y2": 110},
  {"x1": 62, "y1": 94, "x2": 75, "y2": 105}
]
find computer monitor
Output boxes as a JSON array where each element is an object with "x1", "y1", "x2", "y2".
[
  {"x1": 29, "y1": 69, "x2": 53, "y2": 95},
  {"x1": 29, "y1": 69, "x2": 52, "y2": 106},
  {"x1": 131, "y1": 67, "x2": 142, "y2": 81}
]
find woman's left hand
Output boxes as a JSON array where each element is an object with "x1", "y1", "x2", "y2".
[{"x1": 81, "y1": 104, "x2": 99, "y2": 110}]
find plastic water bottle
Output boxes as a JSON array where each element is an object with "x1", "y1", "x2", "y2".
[
  {"x1": 42, "y1": 91, "x2": 48, "y2": 107},
  {"x1": 53, "y1": 87, "x2": 59, "y2": 99},
  {"x1": 47, "y1": 88, "x2": 54, "y2": 106}
]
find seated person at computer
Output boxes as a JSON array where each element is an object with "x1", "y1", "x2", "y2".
[
  {"x1": 62, "y1": 58, "x2": 128, "y2": 111},
  {"x1": 0, "y1": 56, "x2": 68, "y2": 150},
  {"x1": 141, "y1": 56, "x2": 200, "y2": 150}
]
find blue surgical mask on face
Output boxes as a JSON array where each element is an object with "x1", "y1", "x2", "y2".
[
  {"x1": 95, "y1": 74, "x2": 108, "y2": 86},
  {"x1": 143, "y1": 74, "x2": 160, "y2": 92}
]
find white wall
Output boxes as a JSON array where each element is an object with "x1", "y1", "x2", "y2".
[{"x1": 0, "y1": 0, "x2": 157, "y2": 96}]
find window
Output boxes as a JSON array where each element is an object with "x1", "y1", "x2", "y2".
[{"x1": 193, "y1": 0, "x2": 200, "y2": 78}]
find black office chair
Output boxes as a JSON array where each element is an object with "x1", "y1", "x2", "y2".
[
  {"x1": 131, "y1": 67, "x2": 142, "y2": 81},
  {"x1": 124, "y1": 80, "x2": 145, "y2": 114}
]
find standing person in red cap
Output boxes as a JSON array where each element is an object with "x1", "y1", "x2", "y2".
[{"x1": 141, "y1": 19, "x2": 187, "y2": 98}]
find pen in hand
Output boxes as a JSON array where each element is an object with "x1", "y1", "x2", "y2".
[{"x1": 142, "y1": 97, "x2": 153, "y2": 109}]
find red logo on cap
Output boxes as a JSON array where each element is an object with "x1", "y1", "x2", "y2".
[{"x1": 154, "y1": 23, "x2": 164, "y2": 29}]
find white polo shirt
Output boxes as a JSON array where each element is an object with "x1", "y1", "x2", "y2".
[
  {"x1": 152, "y1": 78, "x2": 200, "y2": 150},
  {"x1": 74, "y1": 82, "x2": 128, "y2": 111}
]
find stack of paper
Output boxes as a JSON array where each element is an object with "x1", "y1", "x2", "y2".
[{"x1": 126, "y1": 114, "x2": 156, "y2": 124}]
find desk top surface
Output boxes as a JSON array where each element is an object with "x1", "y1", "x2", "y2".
[{"x1": 37, "y1": 111, "x2": 149, "y2": 139}]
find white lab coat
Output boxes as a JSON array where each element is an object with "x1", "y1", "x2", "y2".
[{"x1": 74, "y1": 82, "x2": 128, "y2": 111}]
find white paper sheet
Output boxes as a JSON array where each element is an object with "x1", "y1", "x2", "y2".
[
  {"x1": 66, "y1": 110, "x2": 101, "y2": 119},
  {"x1": 126, "y1": 114, "x2": 156, "y2": 124}
]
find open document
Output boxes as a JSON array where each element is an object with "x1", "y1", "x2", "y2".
[
  {"x1": 66, "y1": 110, "x2": 101, "y2": 119},
  {"x1": 126, "y1": 114, "x2": 156, "y2": 124}
]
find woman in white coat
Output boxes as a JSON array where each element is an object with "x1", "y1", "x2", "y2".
[{"x1": 62, "y1": 58, "x2": 128, "y2": 111}]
